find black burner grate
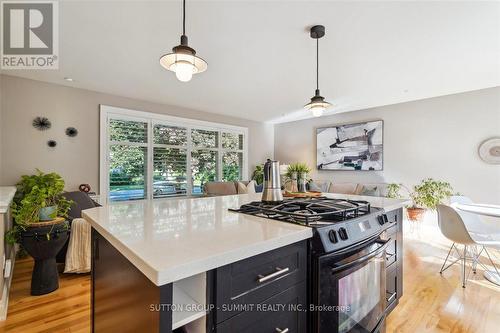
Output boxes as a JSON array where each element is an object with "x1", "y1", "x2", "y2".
[{"x1": 229, "y1": 197, "x2": 371, "y2": 226}]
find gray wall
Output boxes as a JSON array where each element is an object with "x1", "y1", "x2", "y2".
[
  {"x1": 275, "y1": 87, "x2": 500, "y2": 204},
  {"x1": 0, "y1": 75, "x2": 274, "y2": 191}
]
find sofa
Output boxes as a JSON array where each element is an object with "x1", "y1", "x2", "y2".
[
  {"x1": 308, "y1": 181, "x2": 391, "y2": 197},
  {"x1": 203, "y1": 181, "x2": 262, "y2": 196}
]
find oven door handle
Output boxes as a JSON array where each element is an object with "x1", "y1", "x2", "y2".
[
  {"x1": 371, "y1": 315, "x2": 386, "y2": 333},
  {"x1": 329, "y1": 232, "x2": 384, "y2": 257},
  {"x1": 331, "y1": 238, "x2": 390, "y2": 273}
]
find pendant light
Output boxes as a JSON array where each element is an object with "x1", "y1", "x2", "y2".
[
  {"x1": 304, "y1": 25, "x2": 331, "y2": 117},
  {"x1": 159, "y1": 0, "x2": 207, "y2": 82}
]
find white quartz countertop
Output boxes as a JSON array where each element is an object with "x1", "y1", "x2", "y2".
[
  {"x1": 83, "y1": 194, "x2": 313, "y2": 286},
  {"x1": 0, "y1": 186, "x2": 16, "y2": 214},
  {"x1": 83, "y1": 193, "x2": 409, "y2": 286},
  {"x1": 321, "y1": 192, "x2": 411, "y2": 212}
]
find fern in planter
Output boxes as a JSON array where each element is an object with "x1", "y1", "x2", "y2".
[{"x1": 6, "y1": 170, "x2": 72, "y2": 245}]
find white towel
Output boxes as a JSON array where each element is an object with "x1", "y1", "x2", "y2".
[{"x1": 64, "y1": 218, "x2": 91, "y2": 273}]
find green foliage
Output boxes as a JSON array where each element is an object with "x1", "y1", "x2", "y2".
[
  {"x1": 387, "y1": 179, "x2": 453, "y2": 210},
  {"x1": 251, "y1": 165, "x2": 264, "y2": 185},
  {"x1": 6, "y1": 170, "x2": 72, "y2": 245},
  {"x1": 286, "y1": 163, "x2": 311, "y2": 178},
  {"x1": 387, "y1": 183, "x2": 403, "y2": 199},
  {"x1": 410, "y1": 178, "x2": 453, "y2": 210}
]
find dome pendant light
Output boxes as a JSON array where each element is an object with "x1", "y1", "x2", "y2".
[
  {"x1": 304, "y1": 25, "x2": 331, "y2": 117},
  {"x1": 159, "y1": 0, "x2": 207, "y2": 82}
]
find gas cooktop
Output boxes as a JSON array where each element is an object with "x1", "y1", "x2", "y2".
[
  {"x1": 229, "y1": 197, "x2": 374, "y2": 226},
  {"x1": 230, "y1": 197, "x2": 393, "y2": 253}
]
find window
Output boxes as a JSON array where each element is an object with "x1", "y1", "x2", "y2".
[
  {"x1": 100, "y1": 105, "x2": 248, "y2": 203},
  {"x1": 153, "y1": 124, "x2": 188, "y2": 198},
  {"x1": 108, "y1": 119, "x2": 148, "y2": 201}
]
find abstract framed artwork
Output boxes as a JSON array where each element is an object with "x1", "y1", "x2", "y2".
[{"x1": 316, "y1": 120, "x2": 383, "y2": 171}]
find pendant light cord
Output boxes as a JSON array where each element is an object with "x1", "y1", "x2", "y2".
[
  {"x1": 316, "y1": 38, "x2": 319, "y2": 91},
  {"x1": 182, "y1": 0, "x2": 186, "y2": 36}
]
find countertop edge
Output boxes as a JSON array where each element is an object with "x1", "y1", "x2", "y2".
[
  {"x1": 156, "y1": 228, "x2": 313, "y2": 285},
  {"x1": 83, "y1": 209, "x2": 313, "y2": 286},
  {"x1": 83, "y1": 210, "x2": 162, "y2": 285},
  {"x1": 0, "y1": 186, "x2": 17, "y2": 214}
]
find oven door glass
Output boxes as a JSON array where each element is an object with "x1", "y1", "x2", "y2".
[
  {"x1": 338, "y1": 256, "x2": 385, "y2": 332},
  {"x1": 314, "y1": 238, "x2": 388, "y2": 333}
]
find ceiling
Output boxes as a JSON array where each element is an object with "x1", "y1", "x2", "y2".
[{"x1": 3, "y1": 0, "x2": 499, "y2": 123}]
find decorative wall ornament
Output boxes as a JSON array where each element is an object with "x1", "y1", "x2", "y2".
[
  {"x1": 32, "y1": 117, "x2": 51, "y2": 131},
  {"x1": 479, "y1": 137, "x2": 500, "y2": 164},
  {"x1": 47, "y1": 140, "x2": 57, "y2": 148},
  {"x1": 65, "y1": 127, "x2": 78, "y2": 137}
]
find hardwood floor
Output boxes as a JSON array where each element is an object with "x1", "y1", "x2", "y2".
[
  {"x1": 387, "y1": 217, "x2": 500, "y2": 333},
  {"x1": 0, "y1": 216, "x2": 498, "y2": 332},
  {"x1": 0, "y1": 259, "x2": 90, "y2": 333}
]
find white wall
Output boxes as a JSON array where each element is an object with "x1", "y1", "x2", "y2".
[
  {"x1": 275, "y1": 87, "x2": 500, "y2": 204},
  {"x1": 0, "y1": 75, "x2": 274, "y2": 190},
  {"x1": 0, "y1": 75, "x2": 2, "y2": 179}
]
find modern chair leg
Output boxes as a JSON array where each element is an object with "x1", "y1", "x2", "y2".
[
  {"x1": 462, "y1": 245, "x2": 467, "y2": 288},
  {"x1": 471, "y1": 246, "x2": 478, "y2": 274},
  {"x1": 483, "y1": 248, "x2": 500, "y2": 276},
  {"x1": 440, "y1": 243, "x2": 455, "y2": 274}
]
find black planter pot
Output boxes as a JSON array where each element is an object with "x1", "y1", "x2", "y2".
[{"x1": 21, "y1": 221, "x2": 69, "y2": 296}]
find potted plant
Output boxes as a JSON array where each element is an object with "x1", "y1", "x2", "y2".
[
  {"x1": 285, "y1": 163, "x2": 311, "y2": 193},
  {"x1": 6, "y1": 170, "x2": 72, "y2": 295},
  {"x1": 387, "y1": 179, "x2": 453, "y2": 221},
  {"x1": 251, "y1": 164, "x2": 264, "y2": 185}
]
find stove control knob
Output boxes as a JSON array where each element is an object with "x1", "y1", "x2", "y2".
[
  {"x1": 338, "y1": 227, "x2": 348, "y2": 240},
  {"x1": 328, "y1": 230, "x2": 338, "y2": 243},
  {"x1": 378, "y1": 215, "x2": 386, "y2": 225}
]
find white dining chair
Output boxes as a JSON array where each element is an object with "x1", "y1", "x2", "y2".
[{"x1": 437, "y1": 203, "x2": 500, "y2": 287}]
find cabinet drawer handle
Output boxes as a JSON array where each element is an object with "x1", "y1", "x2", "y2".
[
  {"x1": 258, "y1": 267, "x2": 290, "y2": 283},
  {"x1": 386, "y1": 291, "x2": 397, "y2": 304},
  {"x1": 275, "y1": 328, "x2": 289, "y2": 333}
]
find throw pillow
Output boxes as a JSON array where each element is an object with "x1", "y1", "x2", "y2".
[
  {"x1": 308, "y1": 180, "x2": 330, "y2": 192},
  {"x1": 360, "y1": 185, "x2": 380, "y2": 197},
  {"x1": 237, "y1": 180, "x2": 256, "y2": 194}
]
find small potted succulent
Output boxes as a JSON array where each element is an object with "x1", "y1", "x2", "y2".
[
  {"x1": 388, "y1": 178, "x2": 454, "y2": 221},
  {"x1": 285, "y1": 163, "x2": 312, "y2": 193},
  {"x1": 6, "y1": 170, "x2": 72, "y2": 295}
]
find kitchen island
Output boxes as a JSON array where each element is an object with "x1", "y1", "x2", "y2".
[{"x1": 83, "y1": 193, "x2": 409, "y2": 333}]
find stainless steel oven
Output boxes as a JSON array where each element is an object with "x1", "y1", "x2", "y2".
[{"x1": 311, "y1": 233, "x2": 389, "y2": 333}]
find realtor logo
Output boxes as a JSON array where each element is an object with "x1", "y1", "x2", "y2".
[{"x1": 1, "y1": 1, "x2": 58, "y2": 69}]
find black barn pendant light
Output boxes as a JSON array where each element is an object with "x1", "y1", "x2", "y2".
[
  {"x1": 304, "y1": 25, "x2": 331, "y2": 117},
  {"x1": 160, "y1": 0, "x2": 207, "y2": 82}
]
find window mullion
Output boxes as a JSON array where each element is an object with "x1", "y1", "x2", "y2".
[
  {"x1": 218, "y1": 130, "x2": 223, "y2": 181},
  {"x1": 147, "y1": 119, "x2": 153, "y2": 200},
  {"x1": 187, "y1": 126, "x2": 193, "y2": 195}
]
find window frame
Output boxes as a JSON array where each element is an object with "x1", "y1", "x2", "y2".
[{"x1": 100, "y1": 105, "x2": 249, "y2": 204}]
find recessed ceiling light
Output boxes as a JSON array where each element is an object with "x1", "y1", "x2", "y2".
[{"x1": 64, "y1": 77, "x2": 73, "y2": 82}]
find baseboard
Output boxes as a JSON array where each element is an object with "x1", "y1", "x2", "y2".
[{"x1": 0, "y1": 248, "x2": 17, "y2": 321}]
